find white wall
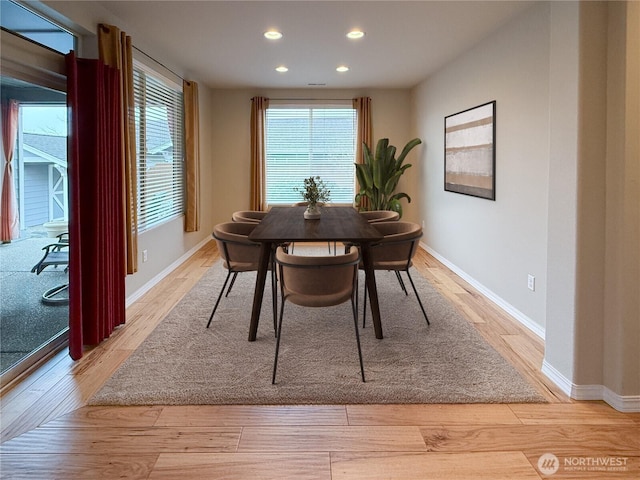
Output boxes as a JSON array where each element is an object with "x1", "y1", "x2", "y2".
[
  {"x1": 412, "y1": 2, "x2": 551, "y2": 331},
  {"x1": 413, "y1": 1, "x2": 640, "y2": 409},
  {"x1": 209, "y1": 88, "x2": 416, "y2": 224}
]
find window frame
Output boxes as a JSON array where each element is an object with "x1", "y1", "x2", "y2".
[
  {"x1": 132, "y1": 60, "x2": 185, "y2": 233},
  {"x1": 264, "y1": 101, "x2": 357, "y2": 207}
]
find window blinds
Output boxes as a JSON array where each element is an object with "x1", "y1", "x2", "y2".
[
  {"x1": 265, "y1": 106, "x2": 356, "y2": 206},
  {"x1": 133, "y1": 66, "x2": 185, "y2": 232}
]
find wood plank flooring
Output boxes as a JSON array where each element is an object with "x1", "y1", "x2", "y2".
[{"x1": 1, "y1": 241, "x2": 638, "y2": 479}]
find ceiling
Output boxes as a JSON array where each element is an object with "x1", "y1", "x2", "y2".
[{"x1": 95, "y1": 1, "x2": 534, "y2": 90}]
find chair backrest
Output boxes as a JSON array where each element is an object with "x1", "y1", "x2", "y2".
[
  {"x1": 231, "y1": 210, "x2": 267, "y2": 223},
  {"x1": 369, "y1": 221, "x2": 423, "y2": 268},
  {"x1": 275, "y1": 247, "x2": 359, "y2": 307},
  {"x1": 359, "y1": 210, "x2": 400, "y2": 223},
  {"x1": 212, "y1": 222, "x2": 260, "y2": 271}
]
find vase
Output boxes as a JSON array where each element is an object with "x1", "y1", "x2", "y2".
[{"x1": 303, "y1": 203, "x2": 321, "y2": 219}]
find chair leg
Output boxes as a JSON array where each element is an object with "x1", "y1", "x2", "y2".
[
  {"x1": 405, "y1": 269, "x2": 430, "y2": 325},
  {"x1": 272, "y1": 300, "x2": 287, "y2": 384},
  {"x1": 225, "y1": 272, "x2": 239, "y2": 297},
  {"x1": 206, "y1": 270, "x2": 233, "y2": 328},
  {"x1": 362, "y1": 283, "x2": 368, "y2": 328},
  {"x1": 351, "y1": 297, "x2": 366, "y2": 382},
  {"x1": 395, "y1": 271, "x2": 408, "y2": 295},
  {"x1": 271, "y1": 267, "x2": 278, "y2": 335}
]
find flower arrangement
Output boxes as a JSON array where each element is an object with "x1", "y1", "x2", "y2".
[{"x1": 295, "y1": 176, "x2": 331, "y2": 207}]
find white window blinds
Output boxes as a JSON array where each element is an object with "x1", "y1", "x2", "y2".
[
  {"x1": 133, "y1": 65, "x2": 185, "y2": 232},
  {"x1": 265, "y1": 105, "x2": 356, "y2": 206}
]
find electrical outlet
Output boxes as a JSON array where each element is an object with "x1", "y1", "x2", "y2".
[
  {"x1": 143, "y1": 249, "x2": 148, "y2": 262},
  {"x1": 527, "y1": 274, "x2": 535, "y2": 291}
]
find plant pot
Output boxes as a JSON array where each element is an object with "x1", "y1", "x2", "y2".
[{"x1": 303, "y1": 204, "x2": 321, "y2": 220}]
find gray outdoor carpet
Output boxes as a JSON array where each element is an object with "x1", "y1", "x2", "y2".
[
  {"x1": 1, "y1": 238, "x2": 68, "y2": 372},
  {"x1": 89, "y1": 251, "x2": 546, "y2": 405}
]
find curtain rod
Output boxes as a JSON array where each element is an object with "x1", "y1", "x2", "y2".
[
  {"x1": 270, "y1": 98, "x2": 353, "y2": 101},
  {"x1": 133, "y1": 45, "x2": 184, "y2": 81}
]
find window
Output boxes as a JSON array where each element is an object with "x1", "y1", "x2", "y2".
[
  {"x1": 265, "y1": 104, "x2": 356, "y2": 206},
  {"x1": 0, "y1": 0, "x2": 75, "y2": 54},
  {"x1": 133, "y1": 63, "x2": 185, "y2": 232}
]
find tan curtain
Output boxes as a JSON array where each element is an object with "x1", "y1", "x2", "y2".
[
  {"x1": 353, "y1": 97, "x2": 372, "y2": 208},
  {"x1": 183, "y1": 80, "x2": 200, "y2": 232},
  {"x1": 1, "y1": 99, "x2": 19, "y2": 241},
  {"x1": 98, "y1": 23, "x2": 138, "y2": 274},
  {"x1": 250, "y1": 96, "x2": 269, "y2": 210}
]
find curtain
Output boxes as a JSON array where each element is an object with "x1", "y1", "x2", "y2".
[
  {"x1": 183, "y1": 80, "x2": 200, "y2": 232},
  {"x1": 1, "y1": 99, "x2": 19, "y2": 241},
  {"x1": 353, "y1": 97, "x2": 372, "y2": 209},
  {"x1": 66, "y1": 52, "x2": 126, "y2": 360},
  {"x1": 98, "y1": 23, "x2": 138, "y2": 274},
  {"x1": 250, "y1": 96, "x2": 269, "y2": 210}
]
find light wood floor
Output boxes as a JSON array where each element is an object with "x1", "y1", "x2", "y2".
[{"x1": 1, "y1": 241, "x2": 638, "y2": 479}]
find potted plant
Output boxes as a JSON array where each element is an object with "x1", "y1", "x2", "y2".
[
  {"x1": 354, "y1": 137, "x2": 422, "y2": 218},
  {"x1": 295, "y1": 176, "x2": 331, "y2": 219}
]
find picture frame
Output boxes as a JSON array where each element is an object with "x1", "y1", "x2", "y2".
[{"x1": 444, "y1": 100, "x2": 496, "y2": 200}]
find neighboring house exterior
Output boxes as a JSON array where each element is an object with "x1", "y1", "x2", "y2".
[{"x1": 19, "y1": 133, "x2": 67, "y2": 228}]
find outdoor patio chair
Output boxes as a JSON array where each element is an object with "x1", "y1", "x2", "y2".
[{"x1": 30, "y1": 232, "x2": 69, "y2": 305}]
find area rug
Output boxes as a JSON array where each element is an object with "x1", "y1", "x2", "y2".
[{"x1": 89, "y1": 250, "x2": 546, "y2": 405}]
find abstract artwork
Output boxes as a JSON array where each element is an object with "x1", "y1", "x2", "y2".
[{"x1": 444, "y1": 101, "x2": 496, "y2": 200}]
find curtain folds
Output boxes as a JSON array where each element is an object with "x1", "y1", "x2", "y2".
[
  {"x1": 1, "y1": 99, "x2": 19, "y2": 241},
  {"x1": 353, "y1": 97, "x2": 372, "y2": 209},
  {"x1": 250, "y1": 96, "x2": 269, "y2": 210},
  {"x1": 98, "y1": 23, "x2": 138, "y2": 274},
  {"x1": 183, "y1": 80, "x2": 200, "y2": 232},
  {"x1": 66, "y1": 52, "x2": 126, "y2": 360}
]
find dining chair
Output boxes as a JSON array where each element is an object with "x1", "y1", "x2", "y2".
[
  {"x1": 362, "y1": 221, "x2": 430, "y2": 327},
  {"x1": 207, "y1": 222, "x2": 277, "y2": 333},
  {"x1": 272, "y1": 246, "x2": 365, "y2": 384},
  {"x1": 231, "y1": 210, "x2": 267, "y2": 223},
  {"x1": 359, "y1": 210, "x2": 400, "y2": 223}
]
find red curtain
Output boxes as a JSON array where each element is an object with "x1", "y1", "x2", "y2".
[
  {"x1": 1, "y1": 99, "x2": 20, "y2": 241},
  {"x1": 66, "y1": 52, "x2": 126, "y2": 360}
]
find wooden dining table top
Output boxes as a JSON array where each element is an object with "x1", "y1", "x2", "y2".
[{"x1": 248, "y1": 206, "x2": 383, "y2": 244}]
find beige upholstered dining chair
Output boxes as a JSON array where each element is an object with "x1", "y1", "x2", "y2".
[
  {"x1": 272, "y1": 247, "x2": 365, "y2": 384},
  {"x1": 359, "y1": 210, "x2": 400, "y2": 223},
  {"x1": 231, "y1": 210, "x2": 268, "y2": 223},
  {"x1": 362, "y1": 221, "x2": 430, "y2": 327},
  {"x1": 207, "y1": 222, "x2": 276, "y2": 332}
]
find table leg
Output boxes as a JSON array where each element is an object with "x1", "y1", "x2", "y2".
[
  {"x1": 249, "y1": 242, "x2": 272, "y2": 341},
  {"x1": 360, "y1": 243, "x2": 383, "y2": 339}
]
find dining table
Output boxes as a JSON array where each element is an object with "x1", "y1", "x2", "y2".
[{"x1": 247, "y1": 205, "x2": 385, "y2": 341}]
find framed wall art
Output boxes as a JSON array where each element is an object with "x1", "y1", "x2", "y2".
[{"x1": 444, "y1": 100, "x2": 496, "y2": 200}]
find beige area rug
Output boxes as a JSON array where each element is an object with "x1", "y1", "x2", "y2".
[{"x1": 89, "y1": 248, "x2": 547, "y2": 405}]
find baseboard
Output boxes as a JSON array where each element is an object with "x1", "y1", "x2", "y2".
[
  {"x1": 542, "y1": 360, "x2": 640, "y2": 412},
  {"x1": 126, "y1": 237, "x2": 210, "y2": 308},
  {"x1": 421, "y1": 243, "x2": 545, "y2": 339}
]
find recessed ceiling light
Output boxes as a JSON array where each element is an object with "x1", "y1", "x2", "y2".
[
  {"x1": 347, "y1": 30, "x2": 365, "y2": 39},
  {"x1": 336, "y1": 65, "x2": 349, "y2": 73},
  {"x1": 275, "y1": 66, "x2": 288, "y2": 73},
  {"x1": 264, "y1": 30, "x2": 283, "y2": 40}
]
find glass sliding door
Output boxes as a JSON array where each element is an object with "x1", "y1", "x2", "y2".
[
  {"x1": 1, "y1": 1, "x2": 74, "y2": 386},
  {"x1": 0, "y1": 76, "x2": 69, "y2": 384}
]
